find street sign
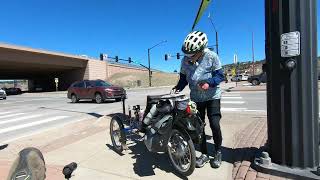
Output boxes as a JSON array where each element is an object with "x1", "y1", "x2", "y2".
[
  {"x1": 281, "y1": 31, "x2": 300, "y2": 57},
  {"x1": 55, "y1": 78, "x2": 59, "y2": 83}
]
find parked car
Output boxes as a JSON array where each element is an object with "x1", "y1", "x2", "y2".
[
  {"x1": 0, "y1": 88, "x2": 6, "y2": 100},
  {"x1": 231, "y1": 75, "x2": 241, "y2": 82},
  {"x1": 4, "y1": 87, "x2": 22, "y2": 95},
  {"x1": 231, "y1": 74, "x2": 249, "y2": 82},
  {"x1": 67, "y1": 80, "x2": 127, "y2": 104},
  {"x1": 248, "y1": 72, "x2": 267, "y2": 86}
]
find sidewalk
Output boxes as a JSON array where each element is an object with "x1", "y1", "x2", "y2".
[{"x1": 0, "y1": 111, "x2": 263, "y2": 180}]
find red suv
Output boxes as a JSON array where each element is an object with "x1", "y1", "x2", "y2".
[{"x1": 67, "y1": 80, "x2": 126, "y2": 103}]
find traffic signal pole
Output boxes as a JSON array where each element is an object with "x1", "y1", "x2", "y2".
[
  {"x1": 148, "y1": 48, "x2": 152, "y2": 87},
  {"x1": 254, "y1": 0, "x2": 319, "y2": 178}
]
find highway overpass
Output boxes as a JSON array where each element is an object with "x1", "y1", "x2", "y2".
[{"x1": 0, "y1": 43, "x2": 148, "y2": 91}]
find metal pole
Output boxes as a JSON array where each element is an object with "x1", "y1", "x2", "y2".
[
  {"x1": 258, "y1": 0, "x2": 319, "y2": 178},
  {"x1": 252, "y1": 32, "x2": 255, "y2": 75},
  {"x1": 209, "y1": 16, "x2": 219, "y2": 55},
  {"x1": 148, "y1": 49, "x2": 151, "y2": 87},
  {"x1": 216, "y1": 31, "x2": 219, "y2": 55}
]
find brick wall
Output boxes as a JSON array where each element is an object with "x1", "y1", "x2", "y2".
[
  {"x1": 106, "y1": 63, "x2": 148, "y2": 78},
  {"x1": 85, "y1": 60, "x2": 108, "y2": 80}
]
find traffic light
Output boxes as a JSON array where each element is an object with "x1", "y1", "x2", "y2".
[
  {"x1": 128, "y1": 57, "x2": 132, "y2": 63},
  {"x1": 177, "y1": 53, "x2": 180, "y2": 59},
  {"x1": 115, "y1": 56, "x2": 119, "y2": 62},
  {"x1": 99, "y1": 53, "x2": 103, "y2": 60},
  {"x1": 165, "y1": 54, "x2": 168, "y2": 61}
]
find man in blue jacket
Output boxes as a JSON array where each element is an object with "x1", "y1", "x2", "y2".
[{"x1": 173, "y1": 31, "x2": 224, "y2": 168}]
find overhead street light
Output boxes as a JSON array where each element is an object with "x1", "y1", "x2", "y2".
[{"x1": 148, "y1": 40, "x2": 167, "y2": 87}]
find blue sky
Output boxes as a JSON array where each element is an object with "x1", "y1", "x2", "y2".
[{"x1": 0, "y1": 0, "x2": 319, "y2": 72}]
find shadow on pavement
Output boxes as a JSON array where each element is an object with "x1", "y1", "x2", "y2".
[
  {"x1": 105, "y1": 144, "x2": 125, "y2": 156},
  {"x1": 66, "y1": 99, "x2": 116, "y2": 104},
  {"x1": 128, "y1": 140, "x2": 188, "y2": 180},
  {"x1": 39, "y1": 107, "x2": 104, "y2": 118},
  {"x1": 0, "y1": 144, "x2": 8, "y2": 150},
  {"x1": 204, "y1": 142, "x2": 266, "y2": 164}
]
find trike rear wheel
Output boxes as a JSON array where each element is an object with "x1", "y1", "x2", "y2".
[{"x1": 110, "y1": 116, "x2": 126, "y2": 154}]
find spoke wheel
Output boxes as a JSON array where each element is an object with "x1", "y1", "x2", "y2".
[
  {"x1": 167, "y1": 129, "x2": 196, "y2": 176},
  {"x1": 110, "y1": 116, "x2": 125, "y2": 153}
]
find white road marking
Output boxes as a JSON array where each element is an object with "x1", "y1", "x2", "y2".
[
  {"x1": 244, "y1": 110, "x2": 267, "y2": 113},
  {"x1": 221, "y1": 108, "x2": 267, "y2": 113},
  {"x1": 221, "y1": 108, "x2": 247, "y2": 112},
  {"x1": 0, "y1": 114, "x2": 43, "y2": 125},
  {"x1": 0, "y1": 111, "x2": 13, "y2": 115},
  {"x1": 0, "y1": 113, "x2": 25, "y2": 119},
  {"x1": 225, "y1": 92, "x2": 241, "y2": 94},
  {"x1": 222, "y1": 97, "x2": 243, "y2": 99},
  {"x1": 3, "y1": 116, "x2": 89, "y2": 143},
  {"x1": 0, "y1": 116, "x2": 68, "y2": 134},
  {"x1": 221, "y1": 101, "x2": 245, "y2": 104}
]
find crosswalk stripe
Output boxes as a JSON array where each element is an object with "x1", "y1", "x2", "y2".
[
  {"x1": 0, "y1": 113, "x2": 25, "y2": 119},
  {"x1": 221, "y1": 108, "x2": 247, "y2": 112},
  {"x1": 0, "y1": 111, "x2": 13, "y2": 115},
  {"x1": 222, "y1": 94, "x2": 241, "y2": 97},
  {"x1": 244, "y1": 110, "x2": 267, "y2": 113},
  {"x1": 222, "y1": 97, "x2": 243, "y2": 99},
  {"x1": 0, "y1": 114, "x2": 43, "y2": 125},
  {"x1": 221, "y1": 101, "x2": 245, "y2": 104},
  {"x1": 225, "y1": 92, "x2": 241, "y2": 94},
  {"x1": 0, "y1": 116, "x2": 69, "y2": 134}
]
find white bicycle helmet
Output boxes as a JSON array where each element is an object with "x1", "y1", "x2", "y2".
[{"x1": 182, "y1": 31, "x2": 208, "y2": 54}]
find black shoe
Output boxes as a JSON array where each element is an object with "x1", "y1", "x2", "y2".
[
  {"x1": 196, "y1": 154, "x2": 210, "y2": 168},
  {"x1": 210, "y1": 150, "x2": 222, "y2": 168}
]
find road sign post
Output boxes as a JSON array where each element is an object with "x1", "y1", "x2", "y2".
[
  {"x1": 254, "y1": 0, "x2": 319, "y2": 179},
  {"x1": 55, "y1": 78, "x2": 59, "y2": 91}
]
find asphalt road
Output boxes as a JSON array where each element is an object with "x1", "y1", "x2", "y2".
[{"x1": 0, "y1": 87, "x2": 267, "y2": 143}]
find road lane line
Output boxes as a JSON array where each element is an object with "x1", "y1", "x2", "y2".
[
  {"x1": 221, "y1": 101, "x2": 245, "y2": 104},
  {"x1": 0, "y1": 114, "x2": 43, "y2": 125},
  {"x1": 0, "y1": 116, "x2": 68, "y2": 134},
  {"x1": 0, "y1": 113, "x2": 25, "y2": 119}
]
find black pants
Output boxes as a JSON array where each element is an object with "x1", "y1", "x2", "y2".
[{"x1": 196, "y1": 99, "x2": 222, "y2": 155}]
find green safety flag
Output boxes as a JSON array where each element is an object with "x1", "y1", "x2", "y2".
[{"x1": 191, "y1": 0, "x2": 212, "y2": 31}]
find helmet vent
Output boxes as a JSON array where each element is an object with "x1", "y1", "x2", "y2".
[{"x1": 194, "y1": 38, "x2": 198, "y2": 43}]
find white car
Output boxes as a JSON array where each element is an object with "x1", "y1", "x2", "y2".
[
  {"x1": 0, "y1": 88, "x2": 6, "y2": 100},
  {"x1": 231, "y1": 74, "x2": 249, "y2": 82},
  {"x1": 241, "y1": 74, "x2": 249, "y2": 81}
]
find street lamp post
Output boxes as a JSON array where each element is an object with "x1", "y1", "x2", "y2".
[
  {"x1": 252, "y1": 32, "x2": 255, "y2": 75},
  {"x1": 148, "y1": 40, "x2": 167, "y2": 87},
  {"x1": 208, "y1": 14, "x2": 219, "y2": 55}
]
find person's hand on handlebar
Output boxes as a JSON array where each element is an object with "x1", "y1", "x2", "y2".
[{"x1": 171, "y1": 86, "x2": 181, "y2": 94}]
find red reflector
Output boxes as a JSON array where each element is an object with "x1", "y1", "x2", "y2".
[{"x1": 186, "y1": 105, "x2": 191, "y2": 114}]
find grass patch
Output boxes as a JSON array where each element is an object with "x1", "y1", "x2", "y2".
[{"x1": 108, "y1": 72, "x2": 179, "y2": 88}]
